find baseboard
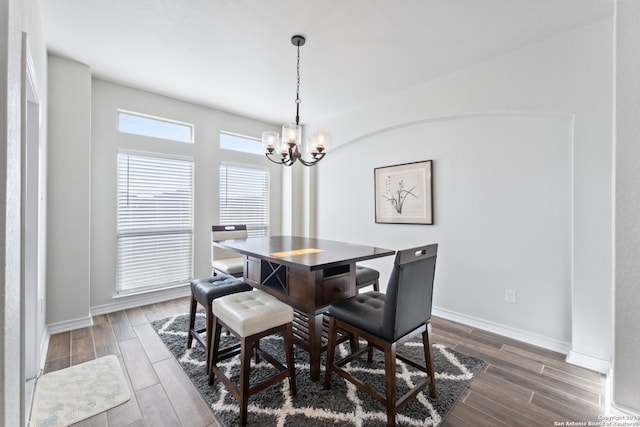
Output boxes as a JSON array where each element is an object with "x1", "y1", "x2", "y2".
[
  {"x1": 47, "y1": 315, "x2": 94, "y2": 335},
  {"x1": 432, "y1": 306, "x2": 571, "y2": 355},
  {"x1": 608, "y1": 402, "x2": 640, "y2": 419},
  {"x1": 90, "y1": 284, "x2": 191, "y2": 316},
  {"x1": 44, "y1": 285, "x2": 189, "y2": 347},
  {"x1": 566, "y1": 350, "x2": 612, "y2": 375}
]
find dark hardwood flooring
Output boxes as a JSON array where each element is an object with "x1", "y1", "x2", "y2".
[{"x1": 41, "y1": 297, "x2": 606, "y2": 426}]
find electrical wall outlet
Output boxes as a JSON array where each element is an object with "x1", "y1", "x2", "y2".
[{"x1": 504, "y1": 288, "x2": 517, "y2": 304}]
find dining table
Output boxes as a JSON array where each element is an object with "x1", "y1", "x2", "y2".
[{"x1": 213, "y1": 235, "x2": 395, "y2": 381}]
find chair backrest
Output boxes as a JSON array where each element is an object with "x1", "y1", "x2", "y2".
[
  {"x1": 382, "y1": 244, "x2": 438, "y2": 341},
  {"x1": 211, "y1": 224, "x2": 248, "y2": 262}
]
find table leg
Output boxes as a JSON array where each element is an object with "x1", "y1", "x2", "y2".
[{"x1": 307, "y1": 313, "x2": 324, "y2": 381}]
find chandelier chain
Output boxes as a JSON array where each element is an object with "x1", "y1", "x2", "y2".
[{"x1": 295, "y1": 42, "x2": 301, "y2": 124}]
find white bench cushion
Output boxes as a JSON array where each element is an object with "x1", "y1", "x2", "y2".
[
  {"x1": 212, "y1": 256, "x2": 244, "y2": 275},
  {"x1": 212, "y1": 291, "x2": 293, "y2": 338}
]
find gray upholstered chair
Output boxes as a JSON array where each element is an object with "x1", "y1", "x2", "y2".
[
  {"x1": 211, "y1": 224, "x2": 247, "y2": 277},
  {"x1": 355, "y1": 265, "x2": 380, "y2": 292},
  {"x1": 324, "y1": 244, "x2": 438, "y2": 427}
]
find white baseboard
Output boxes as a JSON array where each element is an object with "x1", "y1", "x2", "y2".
[
  {"x1": 90, "y1": 284, "x2": 191, "y2": 316},
  {"x1": 432, "y1": 306, "x2": 571, "y2": 355},
  {"x1": 43, "y1": 285, "x2": 189, "y2": 345},
  {"x1": 608, "y1": 401, "x2": 640, "y2": 419},
  {"x1": 566, "y1": 350, "x2": 612, "y2": 375},
  {"x1": 47, "y1": 315, "x2": 94, "y2": 335},
  {"x1": 432, "y1": 306, "x2": 614, "y2": 374}
]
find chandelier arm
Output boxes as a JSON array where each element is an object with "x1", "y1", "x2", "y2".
[
  {"x1": 265, "y1": 154, "x2": 286, "y2": 165},
  {"x1": 265, "y1": 153, "x2": 296, "y2": 166},
  {"x1": 297, "y1": 152, "x2": 325, "y2": 166}
]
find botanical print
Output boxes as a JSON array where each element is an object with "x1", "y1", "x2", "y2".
[
  {"x1": 383, "y1": 177, "x2": 419, "y2": 214},
  {"x1": 379, "y1": 168, "x2": 426, "y2": 218}
]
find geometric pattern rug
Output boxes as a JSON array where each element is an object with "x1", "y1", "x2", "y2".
[
  {"x1": 152, "y1": 312, "x2": 483, "y2": 427},
  {"x1": 29, "y1": 355, "x2": 131, "y2": 427}
]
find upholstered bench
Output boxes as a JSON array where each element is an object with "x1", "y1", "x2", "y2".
[
  {"x1": 208, "y1": 290, "x2": 296, "y2": 426},
  {"x1": 187, "y1": 275, "x2": 252, "y2": 370}
]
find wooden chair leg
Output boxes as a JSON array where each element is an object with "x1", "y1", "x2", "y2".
[
  {"x1": 366, "y1": 335, "x2": 375, "y2": 363},
  {"x1": 373, "y1": 279, "x2": 380, "y2": 292},
  {"x1": 208, "y1": 318, "x2": 223, "y2": 386},
  {"x1": 239, "y1": 337, "x2": 253, "y2": 426},
  {"x1": 324, "y1": 317, "x2": 338, "y2": 390},
  {"x1": 254, "y1": 338, "x2": 261, "y2": 363},
  {"x1": 384, "y1": 342, "x2": 397, "y2": 427},
  {"x1": 205, "y1": 304, "x2": 214, "y2": 371},
  {"x1": 187, "y1": 296, "x2": 197, "y2": 348},
  {"x1": 283, "y1": 323, "x2": 297, "y2": 396},
  {"x1": 423, "y1": 322, "x2": 436, "y2": 397}
]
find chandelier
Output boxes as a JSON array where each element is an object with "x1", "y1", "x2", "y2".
[{"x1": 262, "y1": 35, "x2": 329, "y2": 166}]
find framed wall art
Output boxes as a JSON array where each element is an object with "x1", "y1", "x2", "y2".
[{"x1": 374, "y1": 160, "x2": 433, "y2": 225}]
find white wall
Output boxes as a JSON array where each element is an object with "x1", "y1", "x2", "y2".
[
  {"x1": 89, "y1": 79, "x2": 283, "y2": 311},
  {"x1": 318, "y1": 114, "x2": 573, "y2": 347},
  {"x1": 314, "y1": 18, "x2": 614, "y2": 367},
  {"x1": 613, "y1": 0, "x2": 640, "y2": 414},
  {"x1": 47, "y1": 55, "x2": 92, "y2": 327},
  {"x1": 1, "y1": 0, "x2": 48, "y2": 424}
]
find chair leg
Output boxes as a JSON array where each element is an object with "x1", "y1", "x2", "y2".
[
  {"x1": 187, "y1": 296, "x2": 197, "y2": 348},
  {"x1": 384, "y1": 342, "x2": 397, "y2": 427},
  {"x1": 324, "y1": 317, "x2": 338, "y2": 390},
  {"x1": 208, "y1": 318, "x2": 223, "y2": 386},
  {"x1": 239, "y1": 337, "x2": 253, "y2": 426},
  {"x1": 423, "y1": 322, "x2": 436, "y2": 397},
  {"x1": 349, "y1": 333, "x2": 359, "y2": 354},
  {"x1": 205, "y1": 304, "x2": 214, "y2": 371},
  {"x1": 373, "y1": 279, "x2": 380, "y2": 292},
  {"x1": 283, "y1": 323, "x2": 297, "y2": 396},
  {"x1": 254, "y1": 338, "x2": 261, "y2": 363}
]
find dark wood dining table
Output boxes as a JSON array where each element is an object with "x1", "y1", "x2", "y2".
[{"x1": 213, "y1": 235, "x2": 395, "y2": 381}]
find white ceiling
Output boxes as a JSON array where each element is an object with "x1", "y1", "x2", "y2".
[{"x1": 40, "y1": 0, "x2": 613, "y2": 126}]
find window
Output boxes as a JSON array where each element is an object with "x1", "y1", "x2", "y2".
[
  {"x1": 219, "y1": 131, "x2": 263, "y2": 155},
  {"x1": 219, "y1": 163, "x2": 269, "y2": 237},
  {"x1": 118, "y1": 110, "x2": 194, "y2": 143},
  {"x1": 117, "y1": 152, "x2": 194, "y2": 293}
]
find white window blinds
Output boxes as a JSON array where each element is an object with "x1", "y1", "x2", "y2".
[
  {"x1": 117, "y1": 152, "x2": 194, "y2": 293},
  {"x1": 219, "y1": 163, "x2": 269, "y2": 238}
]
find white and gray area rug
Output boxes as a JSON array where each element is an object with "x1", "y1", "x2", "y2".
[
  {"x1": 152, "y1": 312, "x2": 483, "y2": 427},
  {"x1": 29, "y1": 355, "x2": 131, "y2": 427}
]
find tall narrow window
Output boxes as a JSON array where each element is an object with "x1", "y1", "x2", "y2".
[
  {"x1": 117, "y1": 151, "x2": 194, "y2": 293},
  {"x1": 219, "y1": 163, "x2": 269, "y2": 238}
]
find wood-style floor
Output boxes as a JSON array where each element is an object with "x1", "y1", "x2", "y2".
[{"x1": 41, "y1": 297, "x2": 606, "y2": 427}]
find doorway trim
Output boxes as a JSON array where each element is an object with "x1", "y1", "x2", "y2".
[{"x1": 21, "y1": 31, "x2": 43, "y2": 426}]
